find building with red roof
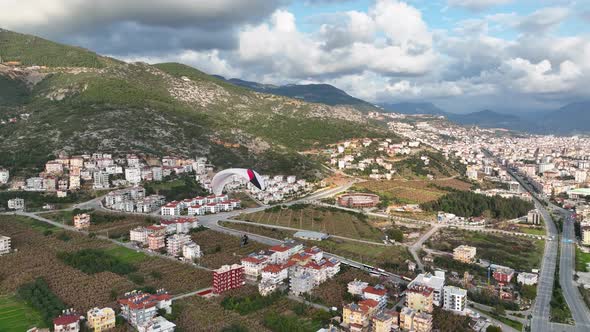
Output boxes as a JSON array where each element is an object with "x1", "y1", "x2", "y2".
[
  {"x1": 118, "y1": 289, "x2": 172, "y2": 329},
  {"x1": 53, "y1": 309, "x2": 82, "y2": 332}
]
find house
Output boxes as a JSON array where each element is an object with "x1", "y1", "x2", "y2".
[
  {"x1": 213, "y1": 264, "x2": 245, "y2": 294},
  {"x1": 139, "y1": 316, "x2": 176, "y2": 332},
  {"x1": 118, "y1": 290, "x2": 172, "y2": 329},
  {"x1": 348, "y1": 279, "x2": 369, "y2": 296},
  {"x1": 160, "y1": 202, "x2": 181, "y2": 216},
  {"x1": 517, "y1": 272, "x2": 539, "y2": 285},
  {"x1": 0, "y1": 235, "x2": 11, "y2": 255},
  {"x1": 188, "y1": 204, "x2": 205, "y2": 216},
  {"x1": 258, "y1": 280, "x2": 279, "y2": 296},
  {"x1": 492, "y1": 266, "x2": 515, "y2": 283},
  {"x1": 166, "y1": 234, "x2": 192, "y2": 257},
  {"x1": 182, "y1": 242, "x2": 201, "y2": 261},
  {"x1": 7, "y1": 198, "x2": 24, "y2": 210},
  {"x1": 400, "y1": 307, "x2": 433, "y2": 332},
  {"x1": 363, "y1": 285, "x2": 388, "y2": 309},
  {"x1": 406, "y1": 285, "x2": 434, "y2": 313},
  {"x1": 0, "y1": 168, "x2": 9, "y2": 184},
  {"x1": 73, "y1": 213, "x2": 91, "y2": 230},
  {"x1": 160, "y1": 217, "x2": 198, "y2": 234},
  {"x1": 86, "y1": 307, "x2": 116, "y2": 332},
  {"x1": 408, "y1": 271, "x2": 445, "y2": 306},
  {"x1": 53, "y1": 309, "x2": 82, "y2": 332},
  {"x1": 342, "y1": 300, "x2": 380, "y2": 330},
  {"x1": 148, "y1": 233, "x2": 166, "y2": 251},
  {"x1": 442, "y1": 286, "x2": 467, "y2": 314},
  {"x1": 205, "y1": 203, "x2": 219, "y2": 214},
  {"x1": 289, "y1": 268, "x2": 316, "y2": 296},
  {"x1": 241, "y1": 254, "x2": 269, "y2": 278},
  {"x1": 261, "y1": 264, "x2": 289, "y2": 284},
  {"x1": 372, "y1": 310, "x2": 397, "y2": 332},
  {"x1": 130, "y1": 227, "x2": 148, "y2": 244},
  {"x1": 453, "y1": 245, "x2": 477, "y2": 264}
]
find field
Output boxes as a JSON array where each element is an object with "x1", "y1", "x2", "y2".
[
  {"x1": 190, "y1": 229, "x2": 268, "y2": 269},
  {"x1": 220, "y1": 221, "x2": 413, "y2": 275},
  {"x1": 0, "y1": 295, "x2": 45, "y2": 332},
  {"x1": 354, "y1": 178, "x2": 471, "y2": 204},
  {"x1": 0, "y1": 215, "x2": 211, "y2": 315},
  {"x1": 41, "y1": 210, "x2": 157, "y2": 239},
  {"x1": 517, "y1": 225, "x2": 546, "y2": 236},
  {"x1": 235, "y1": 205, "x2": 384, "y2": 242},
  {"x1": 426, "y1": 228, "x2": 544, "y2": 271},
  {"x1": 576, "y1": 247, "x2": 590, "y2": 272}
]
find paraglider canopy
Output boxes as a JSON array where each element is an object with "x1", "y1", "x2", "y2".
[{"x1": 211, "y1": 168, "x2": 266, "y2": 195}]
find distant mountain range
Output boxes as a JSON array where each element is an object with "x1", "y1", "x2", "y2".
[
  {"x1": 380, "y1": 101, "x2": 590, "y2": 135},
  {"x1": 214, "y1": 76, "x2": 377, "y2": 110}
]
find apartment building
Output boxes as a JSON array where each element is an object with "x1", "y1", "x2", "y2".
[
  {"x1": 453, "y1": 245, "x2": 477, "y2": 264},
  {"x1": 213, "y1": 264, "x2": 245, "y2": 294},
  {"x1": 86, "y1": 307, "x2": 116, "y2": 332},
  {"x1": 442, "y1": 286, "x2": 467, "y2": 314}
]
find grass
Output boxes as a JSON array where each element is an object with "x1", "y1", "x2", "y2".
[
  {"x1": 575, "y1": 247, "x2": 590, "y2": 272},
  {"x1": 236, "y1": 205, "x2": 384, "y2": 242},
  {"x1": 354, "y1": 178, "x2": 472, "y2": 204},
  {"x1": 479, "y1": 309, "x2": 523, "y2": 331},
  {"x1": 104, "y1": 246, "x2": 148, "y2": 264},
  {"x1": 517, "y1": 226, "x2": 546, "y2": 236},
  {"x1": 427, "y1": 228, "x2": 544, "y2": 271},
  {"x1": 0, "y1": 295, "x2": 46, "y2": 332},
  {"x1": 550, "y1": 248, "x2": 573, "y2": 324}
]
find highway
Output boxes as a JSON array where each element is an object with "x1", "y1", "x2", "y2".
[{"x1": 505, "y1": 166, "x2": 590, "y2": 331}]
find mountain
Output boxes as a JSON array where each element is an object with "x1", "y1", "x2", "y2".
[
  {"x1": 536, "y1": 101, "x2": 590, "y2": 134},
  {"x1": 0, "y1": 29, "x2": 393, "y2": 177},
  {"x1": 447, "y1": 110, "x2": 524, "y2": 128},
  {"x1": 378, "y1": 102, "x2": 448, "y2": 115},
  {"x1": 215, "y1": 76, "x2": 377, "y2": 110}
]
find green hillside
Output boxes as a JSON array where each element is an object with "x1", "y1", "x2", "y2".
[
  {"x1": 0, "y1": 29, "x2": 392, "y2": 177},
  {"x1": 0, "y1": 28, "x2": 116, "y2": 68}
]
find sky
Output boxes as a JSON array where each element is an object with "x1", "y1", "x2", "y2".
[{"x1": 1, "y1": 0, "x2": 589, "y2": 113}]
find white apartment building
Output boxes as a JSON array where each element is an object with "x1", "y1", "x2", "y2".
[
  {"x1": 130, "y1": 227, "x2": 148, "y2": 244},
  {"x1": 93, "y1": 171, "x2": 110, "y2": 189},
  {"x1": 517, "y1": 272, "x2": 539, "y2": 286},
  {"x1": 125, "y1": 167, "x2": 142, "y2": 185},
  {"x1": 241, "y1": 254, "x2": 269, "y2": 278},
  {"x1": 442, "y1": 286, "x2": 467, "y2": 314},
  {"x1": 409, "y1": 271, "x2": 446, "y2": 306},
  {"x1": 182, "y1": 242, "x2": 201, "y2": 261},
  {"x1": 0, "y1": 235, "x2": 11, "y2": 255},
  {"x1": 166, "y1": 234, "x2": 192, "y2": 257},
  {"x1": 160, "y1": 202, "x2": 181, "y2": 216},
  {"x1": 0, "y1": 168, "x2": 9, "y2": 184},
  {"x1": 7, "y1": 198, "x2": 24, "y2": 210}
]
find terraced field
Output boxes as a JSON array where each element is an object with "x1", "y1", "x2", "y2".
[
  {"x1": 0, "y1": 295, "x2": 45, "y2": 332},
  {"x1": 355, "y1": 178, "x2": 472, "y2": 204},
  {"x1": 235, "y1": 205, "x2": 384, "y2": 242}
]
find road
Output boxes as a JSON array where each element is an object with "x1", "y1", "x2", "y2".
[
  {"x1": 408, "y1": 224, "x2": 442, "y2": 272},
  {"x1": 556, "y1": 207, "x2": 590, "y2": 330},
  {"x1": 505, "y1": 165, "x2": 590, "y2": 331}
]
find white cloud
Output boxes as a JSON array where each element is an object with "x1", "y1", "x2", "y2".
[
  {"x1": 448, "y1": 0, "x2": 513, "y2": 11},
  {"x1": 237, "y1": 0, "x2": 437, "y2": 79}
]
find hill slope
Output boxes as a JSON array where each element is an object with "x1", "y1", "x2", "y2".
[
  {"x1": 215, "y1": 76, "x2": 377, "y2": 110},
  {"x1": 0, "y1": 29, "x2": 392, "y2": 177},
  {"x1": 379, "y1": 102, "x2": 448, "y2": 116}
]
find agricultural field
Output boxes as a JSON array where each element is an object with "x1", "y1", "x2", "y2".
[
  {"x1": 426, "y1": 228, "x2": 544, "y2": 271},
  {"x1": 516, "y1": 225, "x2": 546, "y2": 236},
  {"x1": 235, "y1": 205, "x2": 384, "y2": 242},
  {"x1": 41, "y1": 209, "x2": 157, "y2": 240},
  {"x1": 354, "y1": 178, "x2": 472, "y2": 205},
  {"x1": 0, "y1": 295, "x2": 45, "y2": 332},
  {"x1": 220, "y1": 221, "x2": 413, "y2": 276},
  {"x1": 190, "y1": 229, "x2": 268, "y2": 269},
  {"x1": 0, "y1": 215, "x2": 211, "y2": 315}
]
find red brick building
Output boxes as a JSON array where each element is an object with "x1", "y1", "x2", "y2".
[
  {"x1": 493, "y1": 267, "x2": 515, "y2": 284},
  {"x1": 213, "y1": 264, "x2": 245, "y2": 294}
]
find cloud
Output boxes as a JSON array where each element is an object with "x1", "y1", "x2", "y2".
[
  {"x1": 516, "y1": 7, "x2": 570, "y2": 33},
  {"x1": 0, "y1": 0, "x2": 285, "y2": 55},
  {"x1": 237, "y1": 0, "x2": 437, "y2": 80},
  {"x1": 448, "y1": 0, "x2": 513, "y2": 12}
]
